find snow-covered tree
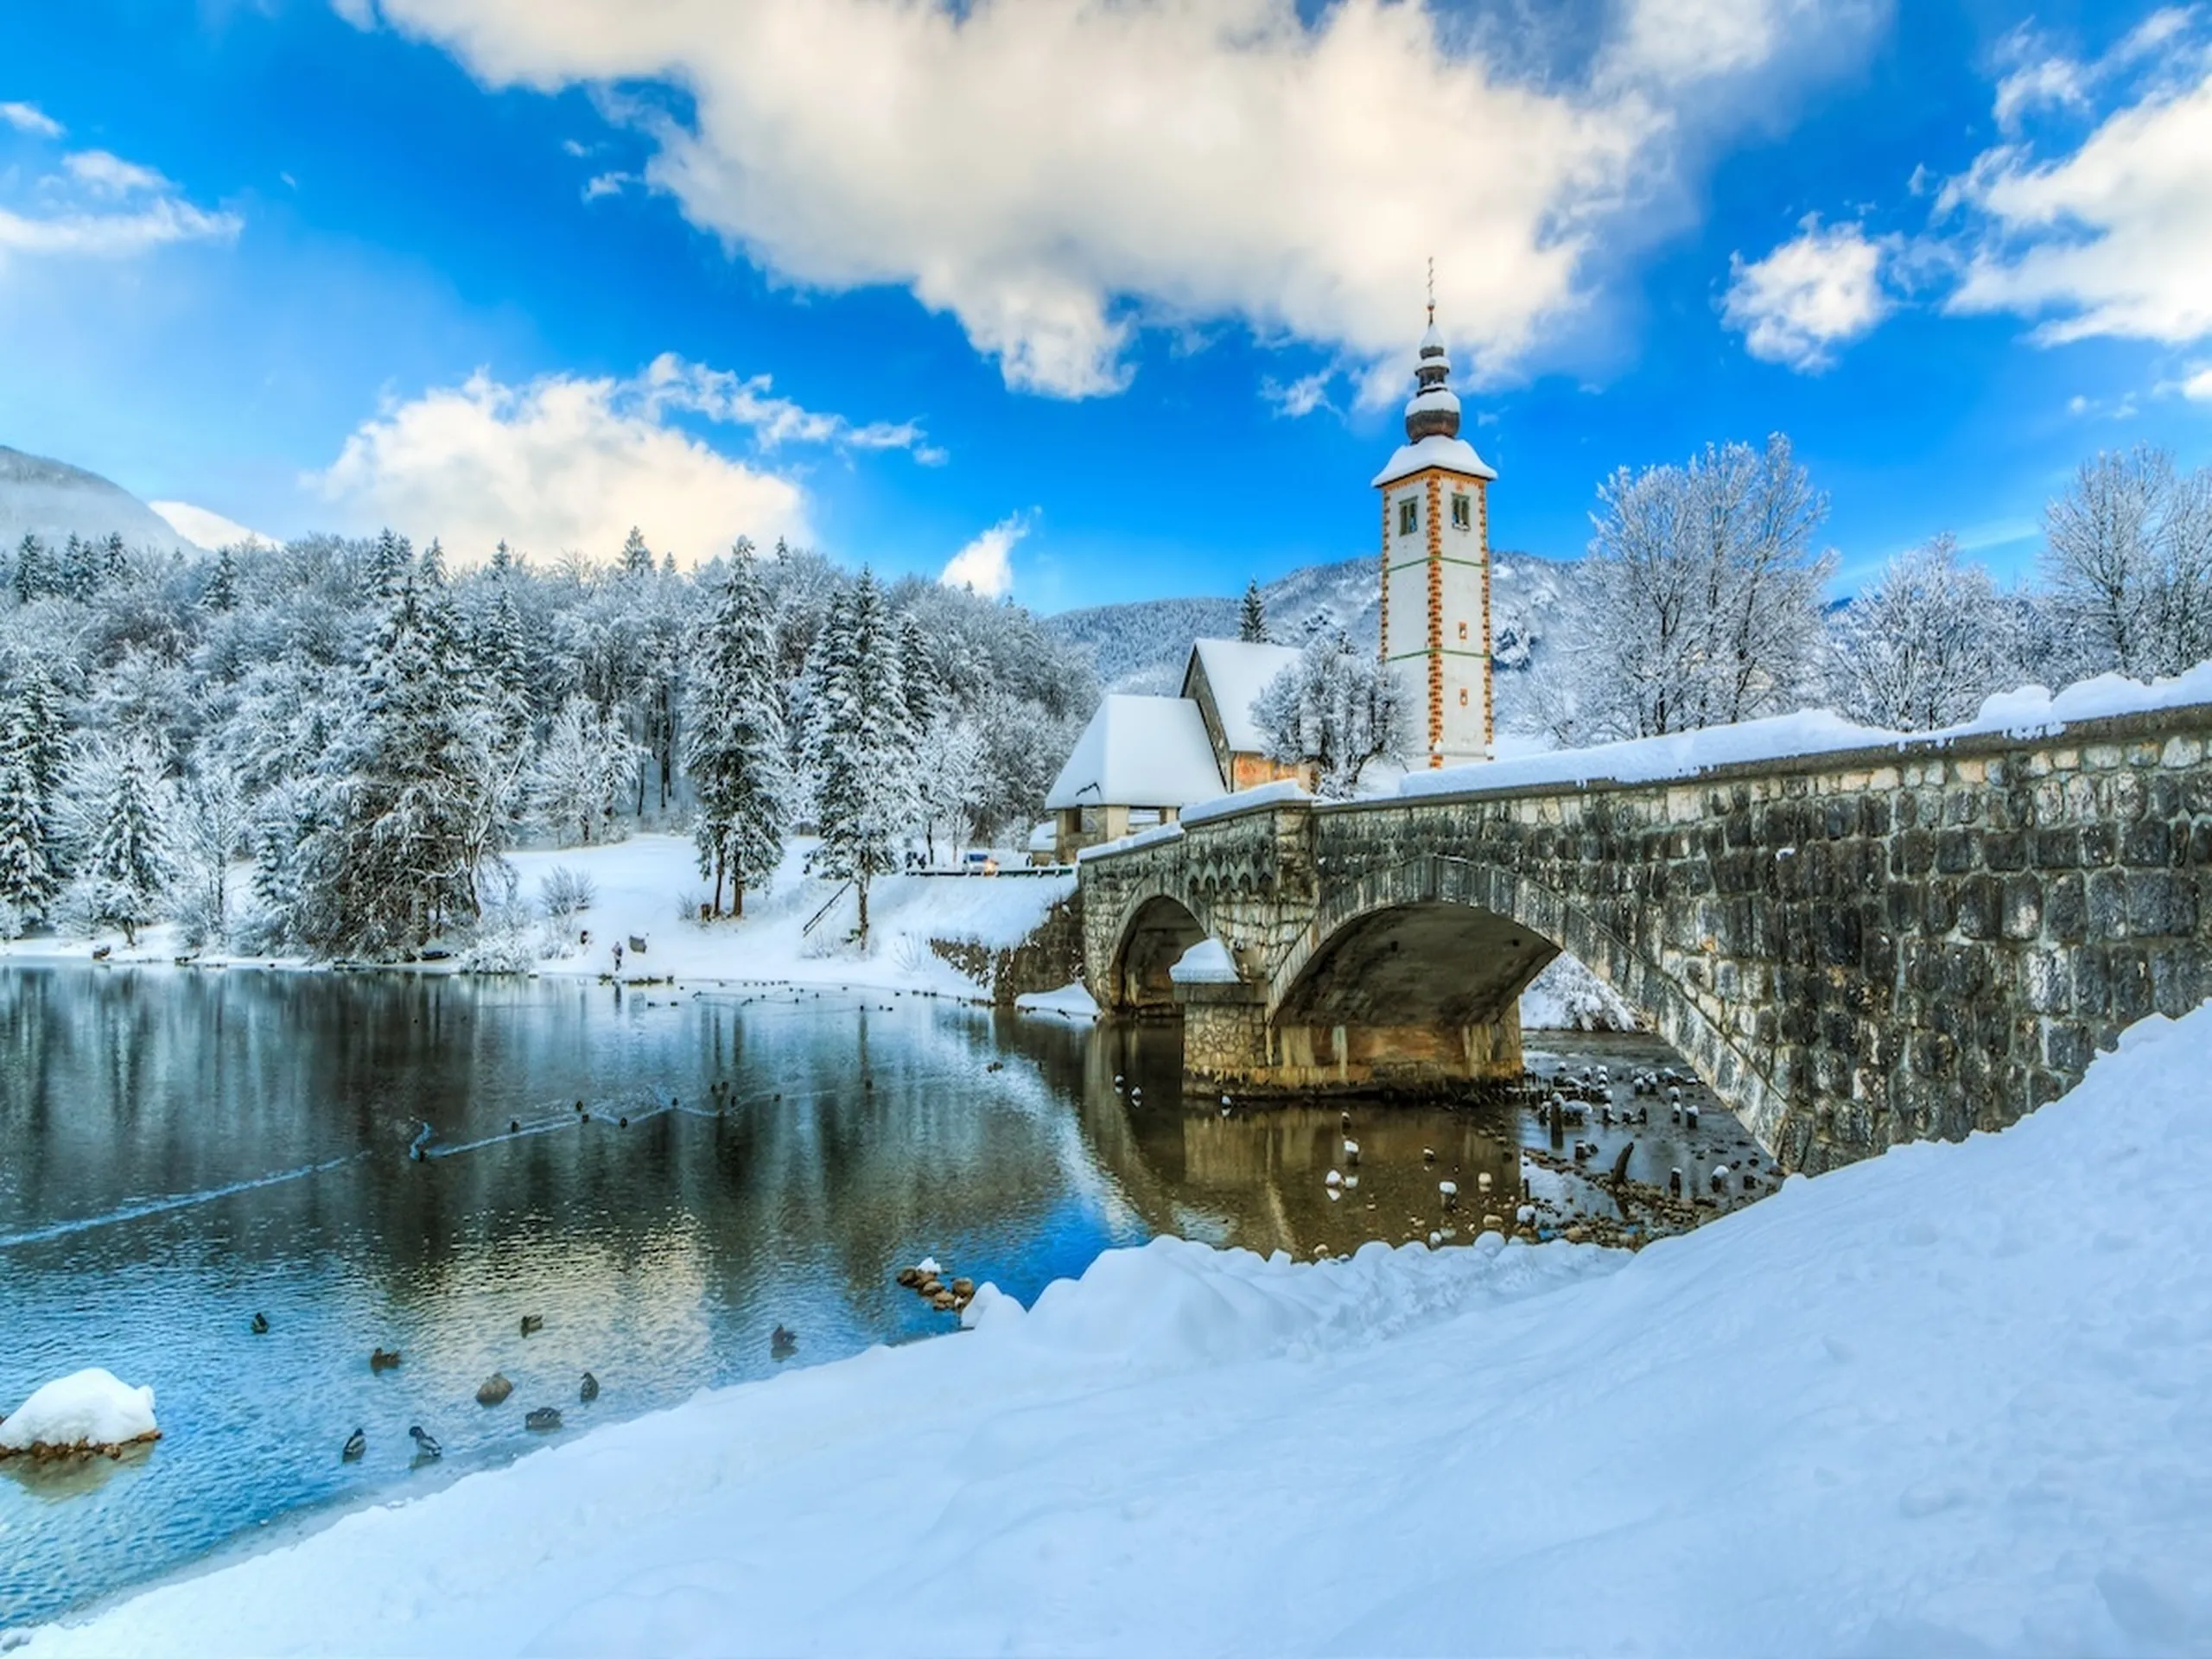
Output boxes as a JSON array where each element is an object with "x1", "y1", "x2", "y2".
[
  {"x1": 527, "y1": 696, "x2": 643, "y2": 848},
  {"x1": 1238, "y1": 580, "x2": 1268, "y2": 643},
  {"x1": 0, "y1": 677, "x2": 57, "y2": 926},
  {"x1": 684, "y1": 543, "x2": 789, "y2": 916},
  {"x1": 1828, "y1": 535, "x2": 2011, "y2": 730},
  {"x1": 72, "y1": 738, "x2": 173, "y2": 946},
  {"x1": 1251, "y1": 630, "x2": 1407, "y2": 799},
  {"x1": 291, "y1": 568, "x2": 513, "y2": 955},
  {"x1": 2043, "y1": 446, "x2": 2212, "y2": 680},
  {"x1": 1544, "y1": 434, "x2": 1834, "y2": 743},
  {"x1": 806, "y1": 570, "x2": 911, "y2": 945}
]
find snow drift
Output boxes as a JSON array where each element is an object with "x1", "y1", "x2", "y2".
[{"x1": 23, "y1": 1001, "x2": 2212, "y2": 1655}]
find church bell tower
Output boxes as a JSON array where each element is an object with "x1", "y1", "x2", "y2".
[{"x1": 1374, "y1": 306, "x2": 1496, "y2": 769}]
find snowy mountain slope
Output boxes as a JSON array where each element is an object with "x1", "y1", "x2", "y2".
[
  {"x1": 1044, "y1": 551, "x2": 1584, "y2": 734},
  {"x1": 0, "y1": 446, "x2": 197, "y2": 555}
]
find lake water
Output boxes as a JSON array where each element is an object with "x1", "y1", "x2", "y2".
[{"x1": 0, "y1": 965, "x2": 1764, "y2": 1629}]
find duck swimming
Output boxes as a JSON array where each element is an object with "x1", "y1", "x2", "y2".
[
  {"x1": 408, "y1": 1425, "x2": 442, "y2": 1459},
  {"x1": 340, "y1": 1427, "x2": 365, "y2": 1463}
]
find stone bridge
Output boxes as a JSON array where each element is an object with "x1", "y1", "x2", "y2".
[{"x1": 1076, "y1": 703, "x2": 2212, "y2": 1173}]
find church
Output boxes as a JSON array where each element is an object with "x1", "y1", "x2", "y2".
[{"x1": 1045, "y1": 311, "x2": 1497, "y2": 861}]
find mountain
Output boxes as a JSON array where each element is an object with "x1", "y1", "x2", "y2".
[
  {"x1": 0, "y1": 446, "x2": 199, "y2": 556},
  {"x1": 1043, "y1": 550, "x2": 1587, "y2": 734}
]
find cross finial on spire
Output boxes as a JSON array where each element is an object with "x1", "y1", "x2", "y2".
[{"x1": 1426, "y1": 256, "x2": 1434, "y2": 326}]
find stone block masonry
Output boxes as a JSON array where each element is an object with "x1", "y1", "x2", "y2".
[{"x1": 1078, "y1": 703, "x2": 2212, "y2": 1173}]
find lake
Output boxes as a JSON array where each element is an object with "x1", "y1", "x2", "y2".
[{"x1": 0, "y1": 965, "x2": 1763, "y2": 1628}]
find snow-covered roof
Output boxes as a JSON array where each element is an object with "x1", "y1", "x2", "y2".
[
  {"x1": 1183, "y1": 638, "x2": 1302, "y2": 755},
  {"x1": 1046, "y1": 695, "x2": 1225, "y2": 810},
  {"x1": 1371, "y1": 434, "x2": 1497, "y2": 488}
]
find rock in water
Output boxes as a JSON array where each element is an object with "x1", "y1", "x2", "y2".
[
  {"x1": 475, "y1": 1373, "x2": 513, "y2": 1407},
  {"x1": 524, "y1": 1407, "x2": 563, "y2": 1432},
  {"x1": 0, "y1": 1369, "x2": 161, "y2": 1456}
]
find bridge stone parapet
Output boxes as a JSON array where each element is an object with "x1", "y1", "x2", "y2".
[{"x1": 1077, "y1": 703, "x2": 2212, "y2": 1173}]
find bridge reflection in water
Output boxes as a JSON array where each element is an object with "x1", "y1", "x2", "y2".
[{"x1": 1024, "y1": 1016, "x2": 1767, "y2": 1261}]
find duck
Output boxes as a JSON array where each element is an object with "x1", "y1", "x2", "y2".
[
  {"x1": 408, "y1": 1425, "x2": 442, "y2": 1459},
  {"x1": 251, "y1": 1312, "x2": 270, "y2": 1335},
  {"x1": 370, "y1": 1347, "x2": 402, "y2": 1371},
  {"x1": 771, "y1": 1324, "x2": 798, "y2": 1359},
  {"x1": 579, "y1": 1372, "x2": 600, "y2": 1403},
  {"x1": 524, "y1": 1407, "x2": 563, "y2": 1432},
  {"x1": 340, "y1": 1427, "x2": 365, "y2": 1463},
  {"x1": 520, "y1": 1313, "x2": 544, "y2": 1337}
]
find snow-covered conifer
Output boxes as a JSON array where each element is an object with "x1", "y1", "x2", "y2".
[
  {"x1": 684, "y1": 543, "x2": 789, "y2": 916},
  {"x1": 806, "y1": 570, "x2": 911, "y2": 944}
]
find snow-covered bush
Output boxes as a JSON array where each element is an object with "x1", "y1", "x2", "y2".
[{"x1": 538, "y1": 864, "x2": 596, "y2": 922}]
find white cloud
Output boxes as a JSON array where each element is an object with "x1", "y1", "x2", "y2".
[
  {"x1": 1721, "y1": 217, "x2": 1891, "y2": 371},
  {"x1": 1944, "y1": 19, "x2": 2212, "y2": 347},
  {"x1": 0, "y1": 101, "x2": 62, "y2": 138},
  {"x1": 346, "y1": 0, "x2": 1879, "y2": 399},
  {"x1": 63, "y1": 149, "x2": 171, "y2": 196},
  {"x1": 308, "y1": 354, "x2": 928, "y2": 565},
  {"x1": 0, "y1": 195, "x2": 240, "y2": 260},
  {"x1": 940, "y1": 511, "x2": 1032, "y2": 599},
  {"x1": 149, "y1": 500, "x2": 276, "y2": 551}
]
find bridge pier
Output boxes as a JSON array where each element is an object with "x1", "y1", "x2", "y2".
[{"x1": 1178, "y1": 981, "x2": 1524, "y2": 1096}]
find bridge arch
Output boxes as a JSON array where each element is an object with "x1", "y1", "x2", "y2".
[
  {"x1": 1102, "y1": 887, "x2": 1214, "y2": 1012},
  {"x1": 1269, "y1": 855, "x2": 1789, "y2": 1148}
]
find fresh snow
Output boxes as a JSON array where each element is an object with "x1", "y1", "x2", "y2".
[
  {"x1": 0, "y1": 1369, "x2": 158, "y2": 1454},
  {"x1": 1044, "y1": 694, "x2": 1224, "y2": 810},
  {"x1": 1166, "y1": 937, "x2": 1238, "y2": 983},
  {"x1": 1398, "y1": 663, "x2": 2212, "y2": 802},
  {"x1": 27, "y1": 1003, "x2": 2212, "y2": 1655},
  {"x1": 1184, "y1": 638, "x2": 1303, "y2": 754}
]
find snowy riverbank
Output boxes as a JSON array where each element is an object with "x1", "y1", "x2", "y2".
[
  {"x1": 0, "y1": 832, "x2": 1635, "y2": 1030},
  {"x1": 23, "y1": 1001, "x2": 2212, "y2": 1656}
]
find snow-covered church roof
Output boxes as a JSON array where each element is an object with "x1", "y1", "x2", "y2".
[
  {"x1": 1045, "y1": 695, "x2": 1226, "y2": 810},
  {"x1": 1183, "y1": 638, "x2": 1302, "y2": 754}
]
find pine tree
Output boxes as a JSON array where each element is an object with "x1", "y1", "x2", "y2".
[
  {"x1": 684, "y1": 541, "x2": 789, "y2": 916},
  {"x1": 0, "y1": 680, "x2": 56, "y2": 925},
  {"x1": 12, "y1": 535, "x2": 48, "y2": 606},
  {"x1": 77, "y1": 739, "x2": 172, "y2": 946},
  {"x1": 807, "y1": 570, "x2": 911, "y2": 945},
  {"x1": 1238, "y1": 580, "x2": 1268, "y2": 643}
]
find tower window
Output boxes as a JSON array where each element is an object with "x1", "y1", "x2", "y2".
[
  {"x1": 1397, "y1": 499, "x2": 1418, "y2": 537},
  {"x1": 1451, "y1": 493, "x2": 1472, "y2": 530}
]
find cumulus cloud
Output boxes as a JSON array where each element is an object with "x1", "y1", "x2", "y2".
[
  {"x1": 0, "y1": 101, "x2": 62, "y2": 137},
  {"x1": 341, "y1": 0, "x2": 1879, "y2": 399},
  {"x1": 309, "y1": 355, "x2": 929, "y2": 565},
  {"x1": 150, "y1": 501, "x2": 277, "y2": 551},
  {"x1": 1722, "y1": 217, "x2": 1892, "y2": 371},
  {"x1": 1943, "y1": 16, "x2": 2212, "y2": 347},
  {"x1": 940, "y1": 511, "x2": 1033, "y2": 599}
]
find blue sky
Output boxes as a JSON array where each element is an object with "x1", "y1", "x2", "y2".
[{"x1": 2, "y1": 0, "x2": 2207, "y2": 610}]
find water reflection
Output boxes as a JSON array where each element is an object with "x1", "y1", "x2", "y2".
[{"x1": 0, "y1": 966, "x2": 1754, "y2": 1629}]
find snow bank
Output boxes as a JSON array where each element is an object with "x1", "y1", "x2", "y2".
[
  {"x1": 29, "y1": 1004, "x2": 2212, "y2": 1655},
  {"x1": 0, "y1": 1369, "x2": 158, "y2": 1455},
  {"x1": 1166, "y1": 938, "x2": 1238, "y2": 984},
  {"x1": 1517, "y1": 951, "x2": 1640, "y2": 1031},
  {"x1": 1011, "y1": 981, "x2": 1098, "y2": 1020}
]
